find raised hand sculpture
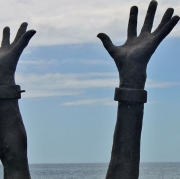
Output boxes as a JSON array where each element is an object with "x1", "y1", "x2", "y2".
[
  {"x1": 0, "y1": 22, "x2": 35, "y2": 179},
  {"x1": 97, "y1": 1, "x2": 179, "y2": 179}
]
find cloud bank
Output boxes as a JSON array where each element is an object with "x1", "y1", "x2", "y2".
[
  {"x1": 16, "y1": 72, "x2": 180, "y2": 99},
  {"x1": 0, "y1": 0, "x2": 180, "y2": 46}
]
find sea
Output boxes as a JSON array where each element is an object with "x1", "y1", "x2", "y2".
[{"x1": 0, "y1": 162, "x2": 180, "y2": 179}]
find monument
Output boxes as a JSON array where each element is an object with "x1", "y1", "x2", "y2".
[
  {"x1": 0, "y1": 1, "x2": 179, "y2": 179},
  {"x1": 98, "y1": 1, "x2": 179, "y2": 179},
  {"x1": 0, "y1": 22, "x2": 35, "y2": 179}
]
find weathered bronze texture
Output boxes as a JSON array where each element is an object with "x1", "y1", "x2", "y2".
[
  {"x1": 98, "y1": 1, "x2": 179, "y2": 179},
  {"x1": 0, "y1": 22, "x2": 35, "y2": 179}
]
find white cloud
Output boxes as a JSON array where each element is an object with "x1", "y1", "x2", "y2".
[
  {"x1": 61, "y1": 59, "x2": 113, "y2": 65},
  {"x1": 15, "y1": 72, "x2": 180, "y2": 99},
  {"x1": 63, "y1": 98, "x2": 117, "y2": 106},
  {"x1": 0, "y1": 0, "x2": 179, "y2": 46},
  {"x1": 19, "y1": 59, "x2": 58, "y2": 65},
  {"x1": 24, "y1": 58, "x2": 113, "y2": 66},
  {"x1": 147, "y1": 101, "x2": 163, "y2": 105},
  {"x1": 63, "y1": 99, "x2": 162, "y2": 106},
  {"x1": 146, "y1": 79, "x2": 180, "y2": 88},
  {"x1": 16, "y1": 72, "x2": 119, "y2": 99}
]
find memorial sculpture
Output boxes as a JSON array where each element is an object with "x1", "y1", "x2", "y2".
[
  {"x1": 97, "y1": 1, "x2": 179, "y2": 179},
  {"x1": 0, "y1": 1, "x2": 179, "y2": 179},
  {"x1": 0, "y1": 23, "x2": 35, "y2": 179}
]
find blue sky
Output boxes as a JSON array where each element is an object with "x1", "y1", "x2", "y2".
[{"x1": 1, "y1": 0, "x2": 180, "y2": 164}]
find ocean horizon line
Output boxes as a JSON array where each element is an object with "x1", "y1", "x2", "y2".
[{"x1": 27, "y1": 161, "x2": 180, "y2": 165}]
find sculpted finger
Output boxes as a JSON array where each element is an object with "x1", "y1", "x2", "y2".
[
  {"x1": 155, "y1": 16, "x2": 180, "y2": 42},
  {"x1": 128, "y1": 6, "x2": 138, "y2": 38},
  {"x1": 97, "y1": 33, "x2": 114, "y2": 52},
  {"x1": 153, "y1": 8, "x2": 174, "y2": 34},
  {"x1": 13, "y1": 22, "x2": 28, "y2": 44},
  {"x1": 1, "y1": 27, "x2": 10, "y2": 47},
  {"x1": 141, "y1": 0, "x2": 158, "y2": 34},
  {"x1": 12, "y1": 30, "x2": 36, "y2": 57}
]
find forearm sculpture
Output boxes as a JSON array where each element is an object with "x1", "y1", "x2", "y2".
[
  {"x1": 97, "y1": 1, "x2": 179, "y2": 179},
  {"x1": 0, "y1": 23, "x2": 35, "y2": 179}
]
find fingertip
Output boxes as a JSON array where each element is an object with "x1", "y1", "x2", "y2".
[
  {"x1": 3, "y1": 26, "x2": 10, "y2": 37},
  {"x1": 3, "y1": 26, "x2": 10, "y2": 32},
  {"x1": 148, "y1": 0, "x2": 158, "y2": 10},
  {"x1": 172, "y1": 15, "x2": 180, "y2": 22},
  {"x1": 151, "y1": 0, "x2": 158, "y2": 6},
  {"x1": 174, "y1": 15, "x2": 180, "y2": 20},
  {"x1": 30, "y1": 30, "x2": 36, "y2": 36},
  {"x1": 97, "y1": 33, "x2": 103, "y2": 38},
  {"x1": 21, "y1": 22, "x2": 28, "y2": 27},
  {"x1": 97, "y1": 33, "x2": 108, "y2": 40},
  {"x1": 167, "y1": 7, "x2": 174, "y2": 12},
  {"x1": 166, "y1": 8, "x2": 174, "y2": 16},
  {"x1": 26, "y1": 30, "x2": 36, "y2": 37},
  {"x1": 130, "y1": 6, "x2": 138, "y2": 15}
]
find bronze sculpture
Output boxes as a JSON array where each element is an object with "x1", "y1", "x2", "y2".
[
  {"x1": 0, "y1": 22, "x2": 35, "y2": 179},
  {"x1": 0, "y1": 1, "x2": 179, "y2": 179},
  {"x1": 98, "y1": 1, "x2": 179, "y2": 179}
]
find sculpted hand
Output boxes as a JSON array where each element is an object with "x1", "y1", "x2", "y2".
[
  {"x1": 97, "y1": 0, "x2": 179, "y2": 89},
  {"x1": 0, "y1": 22, "x2": 36, "y2": 85}
]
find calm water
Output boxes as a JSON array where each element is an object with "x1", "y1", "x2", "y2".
[{"x1": 0, "y1": 163, "x2": 180, "y2": 178}]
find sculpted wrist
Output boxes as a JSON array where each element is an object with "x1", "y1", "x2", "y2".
[
  {"x1": 119, "y1": 70, "x2": 147, "y2": 90},
  {"x1": 0, "y1": 85, "x2": 25, "y2": 99},
  {"x1": 114, "y1": 88, "x2": 147, "y2": 103},
  {"x1": 0, "y1": 75, "x2": 16, "y2": 86},
  {"x1": 119, "y1": 80, "x2": 146, "y2": 90}
]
